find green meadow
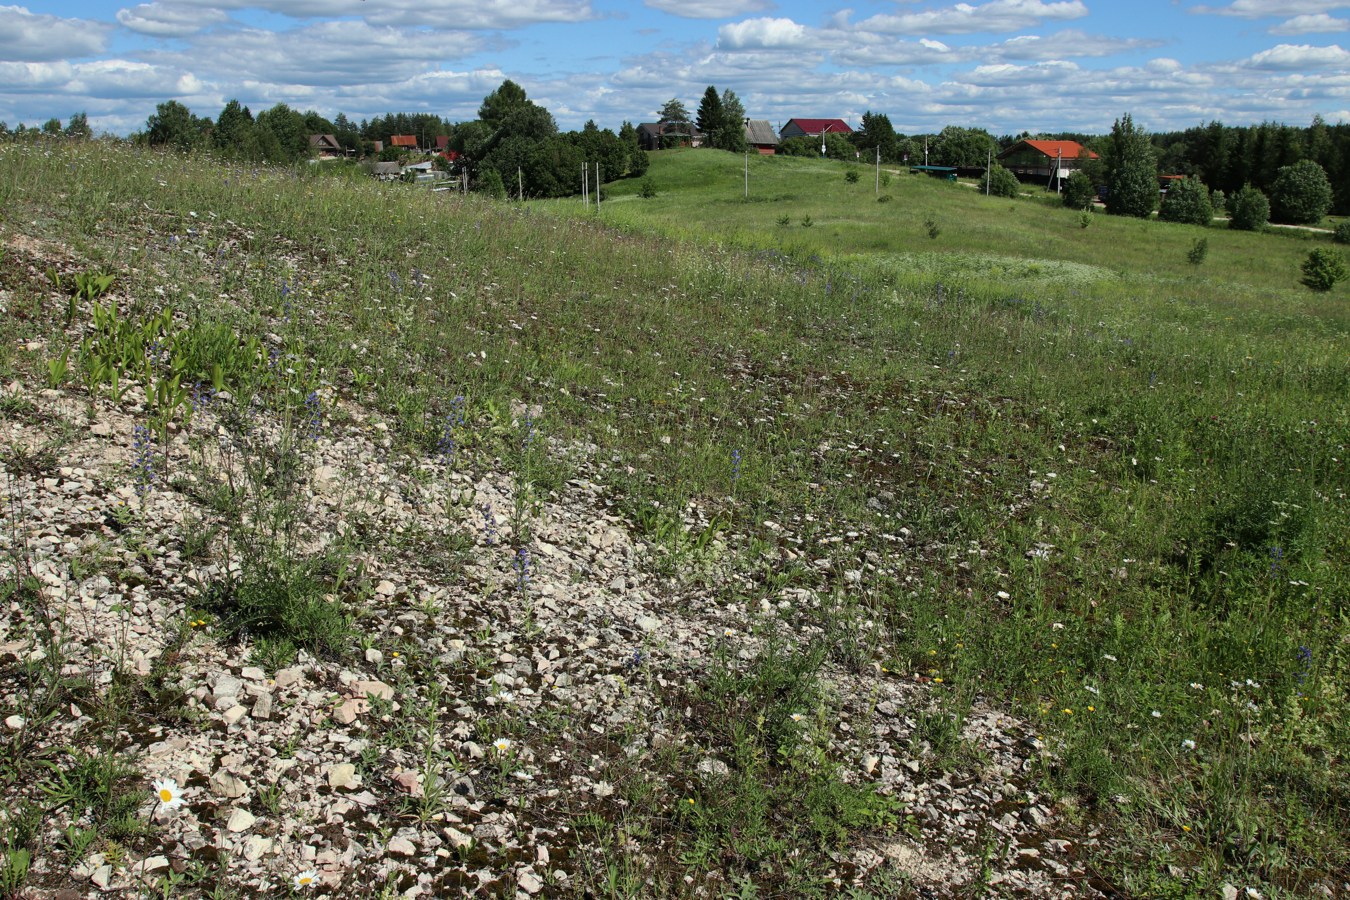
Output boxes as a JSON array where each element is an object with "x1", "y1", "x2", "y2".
[{"x1": 1, "y1": 140, "x2": 1347, "y2": 897}]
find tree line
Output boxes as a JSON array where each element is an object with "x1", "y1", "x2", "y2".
[{"x1": 6, "y1": 92, "x2": 1346, "y2": 213}]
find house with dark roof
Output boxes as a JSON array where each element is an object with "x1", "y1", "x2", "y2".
[
  {"x1": 371, "y1": 161, "x2": 402, "y2": 181},
  {"x1": 779, "y1": 118, "x2": 852, "y2": 141},
  {"x1": 309, "y1": 134, "x2": 343, "y2": 159},
  {"x1": 637, "y1": 122, "x2": 702, "y2": 151},
  {"x1": 743, "y1": 119, "x2": 778, "y2": 155},
  {"x1": 997, "y1": 139, "x2": 1097, "y2": 182}
]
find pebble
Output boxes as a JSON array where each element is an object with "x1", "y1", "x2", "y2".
[{"x1": 226, "y1": 808, "x2": 256, "y2": 833}]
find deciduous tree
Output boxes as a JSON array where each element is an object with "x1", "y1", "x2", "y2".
[{"x1": 1104, "y1": 113, "x2": 1157, "y2": 218}]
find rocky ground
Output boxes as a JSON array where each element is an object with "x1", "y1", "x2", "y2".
[{"x1": 1, "y1": 236, "x2": 1114, "y2": 898}]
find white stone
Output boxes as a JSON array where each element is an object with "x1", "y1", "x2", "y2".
[
  {"x1": 210, "y1": 771, "x2": 248, "y2": 799},
  {"x1": 328, "y1": 763, "x2": 359, "y2": 790},
  {"x1": 387, "y1": 835, "x2": 417, "y2": 857},
  {"x1": 226, "y1": 808, "x2": 256, "y2": 833}
]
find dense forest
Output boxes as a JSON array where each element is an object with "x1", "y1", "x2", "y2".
[{"x1": 3, "y1": 87, "x2": 1345, "y2": 213}]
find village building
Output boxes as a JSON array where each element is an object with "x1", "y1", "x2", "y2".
[
  {"x1": 743, "y1": 119, "x2": 778, "y2": 155},
  {"x1": 996, "y1": 139, "x2": 1097, "y2": 184},
  {"x1": 636, "y1": 122, "x2": 702, "y2": 151},
  {"x1": 308, "y1": 134, "x2": 344, "y2": 159},
  {"x1": 778, "y1": 118, "x2": 852, "y2": 141}
]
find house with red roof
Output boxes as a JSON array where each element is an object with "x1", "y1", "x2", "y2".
[
  {"x1": 389, "y1": 134, "x2": 419, "y2": 150},
  {"x1": 779, "y1": 118, "x2": 852, "y2": 141},
  {"x1": 997, "y1": 139, "x2": 1097, "y2": 183}
]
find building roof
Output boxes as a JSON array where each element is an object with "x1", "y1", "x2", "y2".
[
  {"x1": 999, "y1": 139, "x2": 1097, "y2": 161},
  {"x1": 434, "y1": 135, "x2": 451, "y2": 150},
  {"x1": 309, "y1": 134, "x2": 341, "y2": 151},
  {"x1": 371, "y1": 161, "x2": 401, "y2": 176},
  {"x1": 783, "y1": 118, "x2": 853, "y2": 135},
  {"x1": 389, "y1": 134, "x2": 419, "y2": 148},
  {"x1": 744, "y1": 119, "x2": 778, "y2": 146}
]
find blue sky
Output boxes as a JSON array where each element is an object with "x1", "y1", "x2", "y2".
[{"x1": 2, "y1": 0, "x2": 1347, "y2": 136}]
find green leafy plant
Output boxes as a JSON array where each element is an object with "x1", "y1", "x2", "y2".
[
  {"x1": 1187, "y1": 237, "x2": 1208, "y2": 265},
  {"x1": 1300, "y1": 247, "x2": 1348, "y2": 292},
  {"x1": 1228, "y1": 184, "x2": 1270, "y2": 231},
  {"x1": 1063, "y1": 170, "x2": 1096, "y2": 211},
  {"x1": 844, "y1": 169, "x2": 860, "y2": 184},
  {"x1": 1159, "y1": 176, "x2": 1213, "y2": 226},
  {"x1": 978, "y1": 163, "x2": 1019, "y2": 198},
  {"x1": 1270, "y1": 158, "x2": 1333, "y2": 225},
  {"x1": 1333, "y1": 220, "x2": 1350, "y2": 245}
]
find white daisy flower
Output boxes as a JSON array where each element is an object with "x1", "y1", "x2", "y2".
[
  {"x1": 293, "y1": 869, "x2": 318, "y2": 889},
  {"x1": 152, "y1": 778, "x2": 185, "y2": 810},
  {"x1": 492, "y1": 737, "x2": 514, "y2": 754}
]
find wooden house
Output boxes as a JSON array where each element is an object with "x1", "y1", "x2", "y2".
[
  {"x1": 743, "y1": 119, "x2": 778, "y2": 155},
  {"x1": 778, "y1": 118, "x2": 852, "y2": 141},
  {"x1": 308, "y1": 134, "x2": 343, "y2": 159},
  {"x1": 637, "y1": 122, "x2": 701, "y2": 151},
  {"x1": 996, "y1": 139, "x2": 1097, "y2": 182}
]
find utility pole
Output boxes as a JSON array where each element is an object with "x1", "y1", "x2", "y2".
[
  {"x1": 744, "y1": 151, "x2": 749, "y2": 198},
  {"x1": 986, "y1": 148, "x2": 991, "y2": 195},
  {"x1": 518, "y1": 167, "x2": 523, "y2": 202},
  {"x1": 583, "y1": 163, "x2": 588, "y2": 209},
  {"x1": 875, "y1": 145, "x2": 880, "y2": 196},
  {"x1": 595, "y1": 163, "x2": 601, "y2": 212},
  {"x1": 924, "y1": 136, "x2": 929, "y2": 166},
  {"x1": 1053, "y1": 148, "x2": 1062, "y2": 193}
]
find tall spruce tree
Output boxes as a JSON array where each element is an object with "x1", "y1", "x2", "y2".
[
  {"x1": 1104, "y1": 113, "x2": 1158, "y2": 218},
  {"x1": 695, "y1": 86, "x2": 722, "y2": 137}
]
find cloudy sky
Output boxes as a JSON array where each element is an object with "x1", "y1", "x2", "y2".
[{"x1": 3, "y1": 0, "x2": 1348, "y2": 137}]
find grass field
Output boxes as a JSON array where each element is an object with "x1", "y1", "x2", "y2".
[{"x1": 1, "y1": 139, "x2": 1347, "y2": 897}]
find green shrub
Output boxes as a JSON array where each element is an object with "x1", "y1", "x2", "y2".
[
  {"x1": 639, "y1": 176, "x2": 657, "y2": 199},
  {"x1": 1187, "y1": 237, "x2": 1208, "y2": 265},
  {"x1": 1159, "y1": 176, "x2": 1213, "y2": 226},
  {"x1": 1062, "y1": 170, "x2": 1096, "y2": 211},
  {"x1": 979, "y1": 163, "x2": 1020, "y2": 198},
  {"x1": 1078, "y1": 211, "x2": 1092, "y2": 228},
  {"x1": 1270, "y1": 159, "x2": 1333, "y2": 225},
  {"x1": 475, "y1": 167, "x2": 507, "y2": 200},
  {"x1": 1227, "y1": 184, "x2": 1269, "y2": 231},
  {"x1": 844, "y1": 169, "x2": 860, "y2": 184},
  {"x1": 1209, "y1": 189, "x2": 1226, "y2": 214},
  {"x1": 1333, "y1": 221, "x2": 1350, "y2": 245},
  {"x1": 1300, "y1": 247, "x2": 1348, "y2": 291}
]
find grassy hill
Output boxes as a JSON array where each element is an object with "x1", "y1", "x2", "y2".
[{"x1": 0, "y1": 139, "x2": 1346, "y2": 898}]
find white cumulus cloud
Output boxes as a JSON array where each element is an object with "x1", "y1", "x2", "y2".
[
  {"x1": 0, "y1": 5, "x2": 111, "y2": 61},
  {"x1": 1192, "y1": 0, "x2": 1350, "y2": 18},
  {"x1": 645, "y1": 0, "x2": 773, "y2": 18},
  {"x1": 853, "y1": 0, "x2": 1087, "y2": 36},
  {"x1": 147, "y1": 20, "x2": 486, "y2": 87},
  {"x1": 717, "y1": 17, "x2": 808, "y2": 49},
  {"x1": 159, "y1": 0, "x2": 598, "y2": 29},
  {"x1": 1245, "y1": 41, "x2": 1350, "y2": 66},
  {"x1": 116, "y1": 3, "x2": 230, "y2": 37},
  {"x1": 1269, "y1": 12, "x2": 1349, "y2": 32}
]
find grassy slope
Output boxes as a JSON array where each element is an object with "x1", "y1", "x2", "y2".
[{"x1": 2, "y1": 140, "x2": 1348, "y2": 897}]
